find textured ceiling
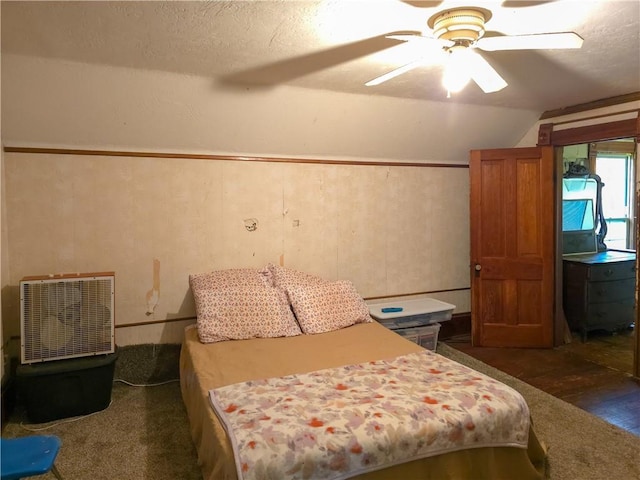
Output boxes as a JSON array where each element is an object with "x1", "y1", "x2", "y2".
[{"x1": 2, "y1": 0, "x2": 639, "y2": 112}]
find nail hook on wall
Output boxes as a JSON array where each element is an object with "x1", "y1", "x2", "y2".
[{"x1": 244, "y1": 218, "x2": 258, "y2": 232}]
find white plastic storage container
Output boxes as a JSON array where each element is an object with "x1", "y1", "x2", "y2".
[
  {"x1": 395, "y1": 323, "x2": 441, "y2": 351},
  {"x1": 368, "y1": 298, "x2": 455, "y2": 330}
]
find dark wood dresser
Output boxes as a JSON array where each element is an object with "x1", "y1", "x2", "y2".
[{"x1": 563, "y1": 250, "x2": 636, "y2": 341}]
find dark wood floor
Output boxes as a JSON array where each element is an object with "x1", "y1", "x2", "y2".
[{"x1": 445, "y1": 327, "x2": 640, "y2": 437}]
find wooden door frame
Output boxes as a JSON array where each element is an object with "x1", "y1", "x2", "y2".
[{"x1": 537, "y1": 114, "x2": 640, "y2": 378}]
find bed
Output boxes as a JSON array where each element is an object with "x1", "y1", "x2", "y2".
[{"x1": 180, "y1": 266, "x2": 547, "y2": 480}]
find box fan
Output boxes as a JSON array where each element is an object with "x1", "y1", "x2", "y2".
[{"x1": 20, "y1": 272, "x2": 115, "y2": 364}]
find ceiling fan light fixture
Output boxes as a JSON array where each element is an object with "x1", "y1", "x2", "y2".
[
  {"x1": 448, "y1": 24, "x2": 484, "y2": 32},
  {"x1": 442, "y1": 46, "x2": 471, "y2": 94},
  {"x1": 428, "y1": 7, "x2": 491, "y2": 43},
  {"x1": 364, "y1": 5, "x2": 580, "y2": 95}
]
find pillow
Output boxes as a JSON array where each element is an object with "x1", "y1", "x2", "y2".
[
  {"x1": 192, "y1": 284, "x2": 301, "y2": 343},
  {"x1": 189, "y1": 268, "x2": 271, "y2": 291},
  {"x1": 189, "y1": 268, "x2": 301, "y2": 343},
  {"x1": 287, "y1": 280, "x2": 372, "y2": 334},
  {"x1": 267, "y1": 263, "x2": 326, "y2": 291}
]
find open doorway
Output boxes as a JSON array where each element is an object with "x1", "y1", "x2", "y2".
[{"x1": 560, "y1": 139, "x2": 636, "y2": 374}]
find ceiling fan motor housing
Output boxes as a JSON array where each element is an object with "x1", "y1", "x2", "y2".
[{"x1": 428, "y1": 7, "x2": 492, "y2": 43}]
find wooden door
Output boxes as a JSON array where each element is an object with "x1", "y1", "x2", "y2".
[{"x1": 470, "y1": 146, "x2": 555, "y2": 347}]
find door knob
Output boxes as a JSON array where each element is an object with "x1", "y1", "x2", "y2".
[{"x1": 474, "y1": 264, "x2": 482, "y2": 271}]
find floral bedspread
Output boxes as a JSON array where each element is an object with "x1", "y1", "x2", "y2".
[{"x1": 209, "y1": 350, "x2": 530, "y2": 480}]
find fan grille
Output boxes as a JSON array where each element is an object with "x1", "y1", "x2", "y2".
[{"x1": 20, "y1": 274, "x2": 115, "y2": 364}]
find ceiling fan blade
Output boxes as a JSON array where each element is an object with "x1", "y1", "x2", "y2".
[
  {"x1": 476, "y1": 32, "x2": 583, "y2": 51},
  {"x1": 467, "y1": 51, "x2": 508, "y2": 93},
  {"x1": 220, "y1": 34, "x2": 409, "y2": 86},
  {"x1": 502, "y1": 0, "x2": 557, "y2": 7},
  {"x1": 386, "y1": 34, "x2": 454, "y2": 48},
  {"x1": 365, "y1": 60, "x2": 425, "y2": 86}
]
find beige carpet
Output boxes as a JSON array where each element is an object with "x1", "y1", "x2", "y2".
[
  {"x1": 3, "y1": 343, "x2": 639, "y2": 480},
  {"x1": 4, "y1": 379, "x2": 202, "y2": 480}
]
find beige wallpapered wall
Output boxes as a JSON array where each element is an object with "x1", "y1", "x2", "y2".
[
  {"x1": 2, "y1": 153, "x2": 470, "y2": 345},
  {"x1": 0, "y1": 53, "x2": 544, "y2": 349}
]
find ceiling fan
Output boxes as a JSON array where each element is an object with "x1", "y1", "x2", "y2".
[{"x1": 365, "y1": 6, "x2": 583, "y2": 95}]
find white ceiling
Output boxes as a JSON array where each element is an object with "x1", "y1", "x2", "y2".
[{"x1": 2, "y1": 0, "x2": 639, "y2": 112}]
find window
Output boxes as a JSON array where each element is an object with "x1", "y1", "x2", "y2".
[{"x1": 594, "y1": 149, "x2": 635, "y2": 250}]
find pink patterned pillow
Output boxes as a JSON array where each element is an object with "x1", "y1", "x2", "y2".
[
  {"x1": 267, "y1": 263, "x2": 326, "y2": 291},
  {"x1": 192, "y1": 285, "x2": 301, "y2": 343},
  {"x1": 287, "y1": 280, "x2": 372, "y2": 334},
  {"x1": 189, "y1": 269, "x2": 301, "y2": 343},
  {"x1": 190, "y1": 268, "x2": 271, "y2": 291}
]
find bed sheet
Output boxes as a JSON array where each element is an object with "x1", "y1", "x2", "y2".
[{"x1": 180, "y1": 321, "x2": 547, "y2": 480}]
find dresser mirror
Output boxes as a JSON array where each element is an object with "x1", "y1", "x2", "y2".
[
  {"x1": 561, "y1": 176, "x2": 599, "y2": 255},
  {"x1": 561, "y1": 139, "x2": 636, "y2": 253}
]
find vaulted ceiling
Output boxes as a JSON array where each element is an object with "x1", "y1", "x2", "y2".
[{"x1": 2, "y1": 0, "x2": 639, "y2": 113}]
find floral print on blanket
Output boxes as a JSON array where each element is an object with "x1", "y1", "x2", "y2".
[{"x1": 209, "y1": 350, "x2": 530, "y2": 480}]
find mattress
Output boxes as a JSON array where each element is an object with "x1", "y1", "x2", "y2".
[{"x1": 180, "y1": 321, "x2": 547, "y2": 480}]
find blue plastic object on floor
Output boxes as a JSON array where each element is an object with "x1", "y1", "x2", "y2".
[{"x1": 1, "y1": 435, "x2": 64, "y2": 480}]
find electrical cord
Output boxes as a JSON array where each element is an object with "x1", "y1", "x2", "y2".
[
  {"x1": 19, "y1": 400, "x2": 114, "y2": 432},
  {"x1": 113, "y1": 378, "x2": 180, "y2": 387},
  {"x1": 18, "y1": 378, "x2": 180, "y2": 432}
]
